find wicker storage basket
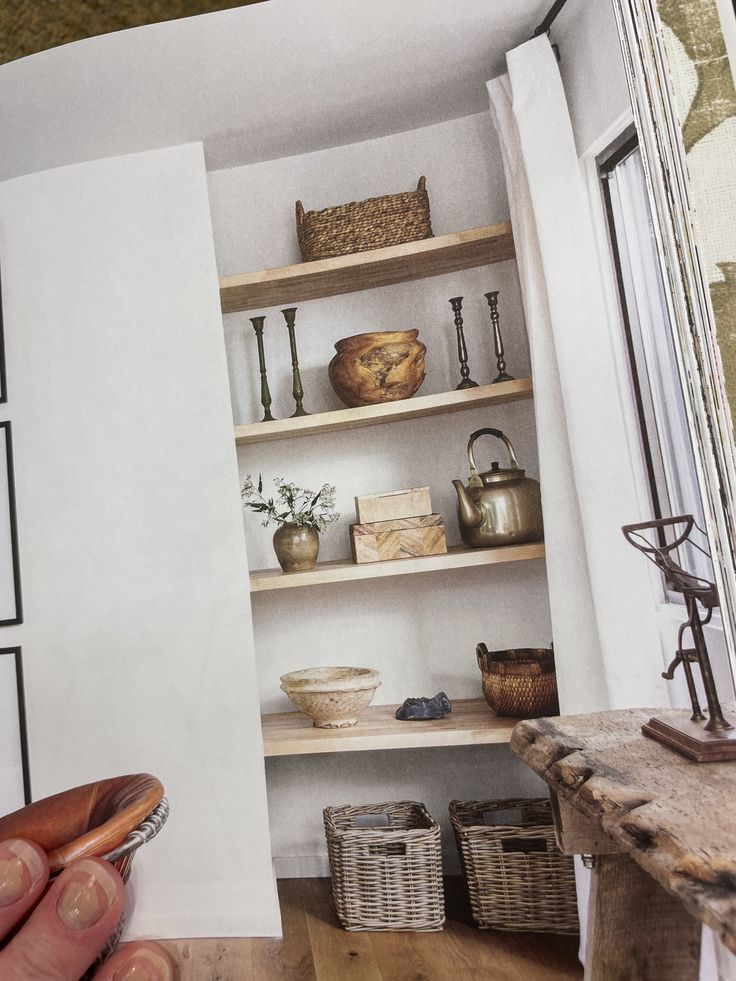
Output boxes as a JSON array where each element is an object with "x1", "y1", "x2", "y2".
[
  {"x1": 324, "y1": 800, "x2": 445, "y2": 932},
  {"x1": 296, "y1": 177, "x2": 433, "y2": 262},
  {"x1": 476, "y1": 644, "x2": 559, "y2": 718},
  {"x1": 450, "y1": 797, "x2": 578, "y2": 934}
]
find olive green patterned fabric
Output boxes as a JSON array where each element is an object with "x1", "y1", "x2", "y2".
[
  {"x1": 657, "y1": 0, "x2": 736, "y2": 424},
  {"x1": 0, "y1": 0, "x2": 265, "y2": 64}
]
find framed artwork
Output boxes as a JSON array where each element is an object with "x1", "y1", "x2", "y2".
[
  {"x1": 0, "y1": 421, "x2": 22, "y2": 625},
  {"x1": 0, "y1": 647, "x2": 30, "y2": 811}
]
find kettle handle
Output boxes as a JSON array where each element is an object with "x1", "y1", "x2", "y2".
[{"x1": 467, "y1": 428, "x2": 519, "y2": 475}]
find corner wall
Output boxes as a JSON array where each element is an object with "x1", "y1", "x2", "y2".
[{"x1": 207, "y1": 112, "x2": 551, "y2": 874}]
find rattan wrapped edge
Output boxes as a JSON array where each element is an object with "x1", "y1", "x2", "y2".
[
  {"x1": 77, "y1": 797, "x2": 170, "y2": 980},
  {"x1": 450, "y1": 797, "x2": 579, "y2": 934},
  {"x1": 296, "y1": 177, "x2": 433, "y2": 262},
  {"x1": 324, "y1": 800, "x2": 445, "y2": 932}
]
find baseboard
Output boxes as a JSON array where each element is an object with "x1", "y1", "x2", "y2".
[
  {"x1": 273, "y1": 849, "x2": 461, "y2": 879},
  {"x1": 273, "y1": 854, "x2": 331, "y2": 878}
]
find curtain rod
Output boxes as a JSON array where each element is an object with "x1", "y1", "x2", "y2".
[{"x1": 532, "y1": 0, "x2": 570, "y2": 38}]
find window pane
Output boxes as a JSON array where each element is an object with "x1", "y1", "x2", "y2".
[{"x1": 605, "y1": 144, "x2": 712, "y2": 583}]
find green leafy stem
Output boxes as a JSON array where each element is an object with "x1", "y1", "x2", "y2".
[{"x1": 241, "y1": 475, "x2": 340, "y2": 532}]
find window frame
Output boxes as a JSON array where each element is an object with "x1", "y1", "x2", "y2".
[{"x1": 597, "y1": 129, "x2": 713, "y2": 600}]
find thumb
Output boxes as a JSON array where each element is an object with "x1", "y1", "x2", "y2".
[{"x1": 0, "y1": 857, "x2": 124, "y2": 980}]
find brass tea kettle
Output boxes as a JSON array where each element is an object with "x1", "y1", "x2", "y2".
[{"x1": 452, "y1": 428, "x2": 543, "y2": 548}]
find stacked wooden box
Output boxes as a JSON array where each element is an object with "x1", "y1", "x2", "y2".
[{"x1": 350, "y1": 487, "x2": 448, "y2": 564}]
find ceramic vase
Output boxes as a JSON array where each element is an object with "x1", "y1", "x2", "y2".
[
  {"x1": 273, "y1": 523, "x2": 320, "y2": 572},
  {"x1": 328, "y1": 329, "x2": 426, "y2": 407}
]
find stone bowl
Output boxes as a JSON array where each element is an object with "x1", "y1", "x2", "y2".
[
  {"x1": 328, "y1": 329, "x2": 426, "y2": 407},
  {"x1": 280, "y1": 666, "x2": 381, "y2": 728}
]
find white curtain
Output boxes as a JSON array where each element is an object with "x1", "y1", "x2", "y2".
[
  {"x1": 487, "y1": 35, "x2": 706, "y2": 974},
  {"x1": 487, "y1": 37, "x2": 666, "y2": 716}
]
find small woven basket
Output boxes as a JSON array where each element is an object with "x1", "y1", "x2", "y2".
[
  {"x1": 476, "y1": 644, "x2": 559, "y2": 718},
  {"x1": 324, "y1": 800, "x2": 444, "y2": 932},
  {"x1": 296, "y1": 177, "x2": 433, "y2": 262},
  {"x1": 450, "y1": 798, "x2": 578, "y2": 934}
]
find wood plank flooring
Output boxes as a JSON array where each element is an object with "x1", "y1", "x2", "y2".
[{"x1": 160, "y1": 878, "x2": 582, "y2": 980}]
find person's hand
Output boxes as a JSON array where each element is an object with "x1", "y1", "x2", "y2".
[{"x1": 0, "y1": 837, "x2": 174, "y2": 979}]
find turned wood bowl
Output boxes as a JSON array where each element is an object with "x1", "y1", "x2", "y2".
[
  {"x1": 0, "y1": 773, "x2": 168, "y2": 875},
  {"x1": 328, "y1": 330, "x2": 426, "y2": 407},
  {"x1": 280, "y1": 666, "x2": 381, "y2": 728},
  {"x1": 0, "y1": 774, "x2": 169, "y2": 978}
]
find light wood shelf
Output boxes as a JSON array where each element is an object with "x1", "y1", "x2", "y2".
[
  {"x1": 262, "y1": 697, "x2": 518, "y2": 757},
  {"x1": 235, "y1": 378, "x2": 532, "y2": 445},
  {"x1": 250, "y1": 541, "x2": 545, "y2": 593},
  {"x1": 219, "y1": 222, "x2": 515, "y2": 313}
]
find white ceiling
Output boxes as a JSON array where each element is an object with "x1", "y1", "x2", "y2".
[{"x1": 0, "y1": 0, "x2": 551, "y2": 182}]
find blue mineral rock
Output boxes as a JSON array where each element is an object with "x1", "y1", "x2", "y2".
[{"x1": 395, "y1": 692, "x2": 452, "y2": 721}]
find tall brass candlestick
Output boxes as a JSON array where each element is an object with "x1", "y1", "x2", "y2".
[
  {"x1": 449, "y1": 296, "x2": 478, "y2": 390},
  {"x1": 249, "y1": 315, "x2": 275, "y2": 422},
  {"x1": 281, "y1": 307, "x2": 309, "y2": 417},
  {"x1": 484, "y1": 290, "x2": 514, "y2": 383}
]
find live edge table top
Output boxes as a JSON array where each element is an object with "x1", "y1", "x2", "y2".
[{"x1": 511, "y1": 706, "x2": 736, "y2": 954}]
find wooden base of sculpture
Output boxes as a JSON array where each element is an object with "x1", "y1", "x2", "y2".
[{"x1": 642, "y1": 713, "x2": 736, "y2": 762}]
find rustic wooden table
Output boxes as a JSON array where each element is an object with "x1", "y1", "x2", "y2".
[{"x1": 511, "y1": 706, "x2": 736, "y2": 981}]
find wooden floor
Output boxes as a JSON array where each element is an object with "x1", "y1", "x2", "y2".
[{"x1": 161, "y1": 878, "x2": 583, "y2": 980}]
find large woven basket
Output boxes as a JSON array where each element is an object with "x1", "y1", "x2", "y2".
[
  {"x1": 476, "y1": 644, "x2": 559, "y2": 718},
  {"x1": 324, "y1": 800, "x2": 444, "y2": 932},
  {"x1": 450, "y1": 798, "x2": 578, "y2": 934},
  {"x1": 296, "y1": 177, "x2": 433, "y2": 262}
]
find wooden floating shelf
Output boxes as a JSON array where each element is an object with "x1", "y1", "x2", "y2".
[
  {"x1": 250, "y1": 542, "x2": 545, "y2": 593},
  {"x1": 262, "y1": 697, "x2": 519, "y2": 757},
  {"x1": 235, "y1": 378, "x2": 532, "y2": 446},
  {"x1": 219, "y1": 222, "x2": 515, "y2": 313}
]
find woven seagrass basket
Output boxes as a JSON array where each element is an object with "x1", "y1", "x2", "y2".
[
  {"x1": 296, "y1": 177, "x2": 433, "y2": 262},
  {"x1": 450, "y1": 798, "x2": 579, "y2": 934},
  {"x1": 324, "y1": 800, "x2": 444, "y2": 932},
  {"x1": 476, "y1": 644, "x2": 559, "y2": 718}
]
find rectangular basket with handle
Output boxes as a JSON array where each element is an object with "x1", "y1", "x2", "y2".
[
  {"x1": 295, "y1": 177, "x2": 433, "y2": 262},
  {"x1": 324, "y1": 800, "x2": 444, "y2": 932},
  {"x1": 450, "y1": 797, "x2": 578, "y2": 934}
]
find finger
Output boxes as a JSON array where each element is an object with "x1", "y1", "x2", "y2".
[
  {"x1": 94, "y1": 940, "x2": 175, "y2": 980},
  {"x1": 0, "y1": 838, "x2": 49, "y2": 941},
  {"x1": 0, "y1": 857, "x2": 124, "y2": 980}
]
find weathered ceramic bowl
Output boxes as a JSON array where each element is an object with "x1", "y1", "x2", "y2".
[
  {"x1": 328, "y1": 330, "x2": 426, "y2": 407},
  {"x1": 280, "y1": 666, "x2": 381, "y2": 728}
]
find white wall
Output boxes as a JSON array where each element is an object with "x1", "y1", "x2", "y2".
[
  {"x1": 0, "y1": 143, "x2": 281, "y2": 937},
  {"x1": 208, "y1": 112, "x2": 552, "y2": 874},
  {"x1": 553, "y1": 0, "x2": 632, "y2": 156}
]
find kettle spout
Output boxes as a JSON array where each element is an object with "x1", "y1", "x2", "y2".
[{"x1": 452, "y1": 479, "x2": 482, "y2": 528}]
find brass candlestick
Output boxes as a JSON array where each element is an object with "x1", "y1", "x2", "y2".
[
  {"x1": 449, "y1": 296, "x2": 478, "y2": 390},
  {"x1": 249, "y1": 315, "x2": 275, "y2": 422},
  {"x1": 484, "y1": 291, "x2": 514, "y2": 383},
  {"x1": 281, "y1": 307, "x2": 309, "y2": 417}
]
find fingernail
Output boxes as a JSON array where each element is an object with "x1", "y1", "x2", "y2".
[
  {"x1": 56, "y1": 859, "x2": 117, "y2": 930},
  {"x1": 114, "y1": 949, "x2": 172, "y2": 980},
  {"x1": 0, "y1": 839, "x2": 45, "y2": 906}
]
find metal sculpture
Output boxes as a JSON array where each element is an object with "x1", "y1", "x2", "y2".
[{"x1": 622, "y1": 514, "x2": 736, "y2": 760}]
